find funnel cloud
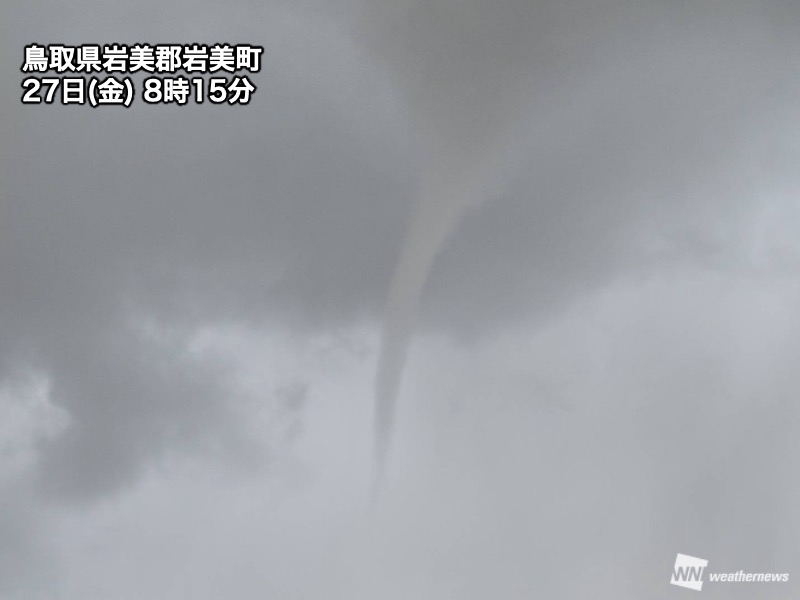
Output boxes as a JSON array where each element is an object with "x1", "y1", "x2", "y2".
[
  {"x1": 357, "y1": 0, "x2": 794, "y2": 489},
  {"x1": 2, "y1": 0, "x2": 800, "y2": 598}
]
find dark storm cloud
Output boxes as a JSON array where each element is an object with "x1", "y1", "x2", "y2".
[
  {"x1": 1, "y1": 0, "x2": 798, "y2": 504},
  {"x1": 351, "y1": 0, "x2": 800, "y2": 484},
  {"x1": 385, "y1": 1, "x2": 800, "y2": 336},
  {"x1": 1, "y1": 0, "x2": 800, "y2": 596},
  {"x1": 1, "y1": 0, "x2": 410, "y2": 504}
]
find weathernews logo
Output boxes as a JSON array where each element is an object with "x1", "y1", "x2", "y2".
[
  {"x1": 671, "y1": 554, "x2": 708, "y2": 591},
  {"x1": 670, "y1": 553, "x2": 789, "y2": 591}
]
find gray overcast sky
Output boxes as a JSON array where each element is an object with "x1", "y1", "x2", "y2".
[{"x1": 1, "y1": 1, "x2": 799, "y2": 598}]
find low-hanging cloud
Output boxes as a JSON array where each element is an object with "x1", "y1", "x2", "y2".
[
  {"x1": 351, "y1": 0, "x2": 800, "y2": 486},
  {"x1": 1, "y1": 0, "x2": 800, "y2": 597}
]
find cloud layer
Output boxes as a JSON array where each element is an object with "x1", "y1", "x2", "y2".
[{"x1": 1, "y1": 0, "x2": 799, "y2": 597}]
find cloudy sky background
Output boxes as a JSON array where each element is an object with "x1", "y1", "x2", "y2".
[{"x1": 2, "y1": 0, "x2": 800, "y2": 598}]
